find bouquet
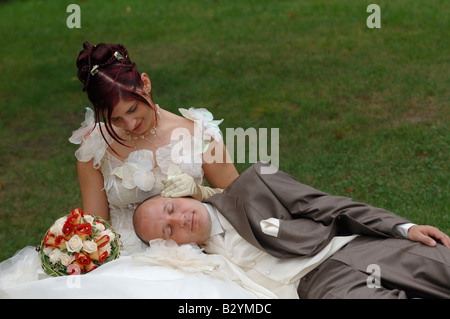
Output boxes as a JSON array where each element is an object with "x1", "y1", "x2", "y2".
[{"x1": 39, "y1": 208, "x2": 121, "y2": 276}]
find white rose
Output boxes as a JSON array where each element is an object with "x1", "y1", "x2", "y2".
[
  {"x1": 84, "y1": 214, "x2": 95, "y2": 224},
  {"x1": 48, "y1": 249, "x2": 62, "y2": 264},
  {"x1": 59, "y1": 253, "x2": 75, "y2": 266},
  {"x1": 94, "y1": 222, "x2": 106, "y2": 232},
  {"x1": 66, "y1": 235, "x2": 83, "y2": 253},
  {"x1": 83, "y1": 240, "x2": 98, "y2": 253},
  {"x1": 49, "y1": 217, "x2": 67, "y2": 237},
  {"x1": 43, "y1": 246, "x2": 54, "y2": 257}
]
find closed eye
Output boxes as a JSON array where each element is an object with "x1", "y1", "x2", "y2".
[
  {"x1": 109, "y1": 102, "x2": 138, "y2": 122},
  {"x1": 162, "y1": 225, "x2": 172, "y2": 239},
  {"x1": 126, "y1": 102, "x2": 138, "y2": 114},
  {"x1": 162, "y1": 202, "x2": 174, "y2": 238}
]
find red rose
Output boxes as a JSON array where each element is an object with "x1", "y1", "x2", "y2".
[
  {"x1": 71, "y1": 261, "x2": 85, "y2": 273},
  {"x1": 85, "y1": 261, "x2": 98, "y2": 273},
  {"x1": 75, "y1": 252, "x2": 92, "y2": 266},
  {"x1": 44, "y1": 233, "x2": 64, "y2": 248},
  {"x1": 95, "y1": 234, "x2": 110, "y2": 248},
  {"x1": 88, "y1": 249, "x2": 108, "y2": 263},
  {"x1": 67, "y1": 263, "x2": 82, "y2": 275},
  {"x1": 62, "y1": 221, "x2": 75, "y2": 240},
  {"x1": 76, "y1": 223, "x2": 92, "y2": 236},
  {"x1": 98, "y1": 250, "x2": 109, "y2": 263},
  {"x1": 67, "y1": 208, "x2": 83, "y2": 225}
]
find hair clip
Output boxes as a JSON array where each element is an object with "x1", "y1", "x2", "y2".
[
  {"x1": 90, "y1": 65, "x2": 99, "y2": 76},
  {"x1": 114, "y1": 52, "x2": 124, "y2": 60}
]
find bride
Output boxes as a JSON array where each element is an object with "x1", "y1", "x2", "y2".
[
  {"x1": 73, "y1": 42, "x2": 238, "y2": 254},
  {"x1": 0, "y1": 42, "x2": 275, "y2": 299}
]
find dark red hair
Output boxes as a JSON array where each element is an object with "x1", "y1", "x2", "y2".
[{"x1": 76, "y1": 42, "x2": 156, "y2": 146}]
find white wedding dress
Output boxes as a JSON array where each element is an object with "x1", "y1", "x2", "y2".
[{"x1": 0, "y1": 107, "x2": 276, "y2": 299}]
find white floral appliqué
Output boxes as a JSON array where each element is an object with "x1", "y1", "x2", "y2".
[
  {"x1": 69, "y1": 107, "x2": 113, "y2": 169},
  {"x1": 112, "y1": 150, "x2": 156, "y2": 192},
  {"x1": 178, "y1": 107, "x2": 224, "y2": 143}
]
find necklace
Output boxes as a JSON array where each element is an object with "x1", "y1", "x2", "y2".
[{"x1": 124, "y1": 105, "x2": 162, "y2": 148}]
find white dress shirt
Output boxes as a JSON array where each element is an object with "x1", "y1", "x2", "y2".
[{"x1": 201, "y1": 203, "x2": 414, "y2": 298}]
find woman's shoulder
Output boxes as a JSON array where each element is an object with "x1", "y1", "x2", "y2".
[
  {"x1": 160, "y1": 108, "x2": 195, "y2": 135},
  {"x1": 160, "y1": 107, "x2": 224, "y2": 144}
]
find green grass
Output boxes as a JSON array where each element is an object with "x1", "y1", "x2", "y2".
[{"x1": 0, "y1": 0, "x2": 448, "y2": 262}]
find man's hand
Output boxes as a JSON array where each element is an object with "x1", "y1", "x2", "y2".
[{"x1": 408, "y1": 225, "x2": 450, "y2": 248}]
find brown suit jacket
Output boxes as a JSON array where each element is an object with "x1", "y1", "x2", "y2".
[{"x1": 205, "y1": 162, "x2": 411, "y2": 259}]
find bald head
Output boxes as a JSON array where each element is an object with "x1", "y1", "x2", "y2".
[{"x1": 133, "y1": 195, "x2": 212, "y2": 245}]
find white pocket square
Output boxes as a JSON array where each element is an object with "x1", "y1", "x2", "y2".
[{"x1": 260, "y1": 218, "x2": 280, "y2": 237}]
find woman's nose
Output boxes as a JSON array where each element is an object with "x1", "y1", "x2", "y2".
[{"x1": 123, "y1": 117, "x2": 136, "y2": 131}]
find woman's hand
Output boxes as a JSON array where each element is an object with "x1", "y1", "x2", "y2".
[
  {"x1": 161, "y1": 173, "x2": 223, "y2": 201},
  {"x1": 407, "y1": 225, "x2": 450, "y2": 248}
]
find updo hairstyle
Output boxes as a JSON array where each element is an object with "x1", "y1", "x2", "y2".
[{"x1": 76, "y1": 42, "x2": 157, "y2": 145}]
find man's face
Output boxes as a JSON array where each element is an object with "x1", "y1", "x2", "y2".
[{"x1": 134, "y1": 196, "x2": 212, "y2": 245}]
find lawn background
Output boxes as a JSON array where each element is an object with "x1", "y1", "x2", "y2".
[{"x1": 0, "y1": 0, "x2": 448, "y2": 262}]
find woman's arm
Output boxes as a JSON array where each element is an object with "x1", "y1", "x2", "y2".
[
  {"x1": 202, "y1": 138, "x2": 239, "y2": 189},
  {"x1": 77, "y1": 160, "x2": 109, "y2": 220}
]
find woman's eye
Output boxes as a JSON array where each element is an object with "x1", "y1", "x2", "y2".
[{"x1": 127, "y1": 104, "x2": 138, "y2": 114}]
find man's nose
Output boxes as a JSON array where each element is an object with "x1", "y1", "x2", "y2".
[{"x1": 169, "y1": 213, "x2": 188, "y2": 227}]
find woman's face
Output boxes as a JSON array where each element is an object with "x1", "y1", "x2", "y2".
[{"x1": 109, "y1": 99, "x2": 154, "y2": 135}]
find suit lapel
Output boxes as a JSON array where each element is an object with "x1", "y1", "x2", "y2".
[{"x1": 206, "y1": 193, "x2": 265, "y2": 251}]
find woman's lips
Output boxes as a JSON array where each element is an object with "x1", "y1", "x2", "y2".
[{"x1": 133, "y1": 120, "x2": 143, "y2": 131}]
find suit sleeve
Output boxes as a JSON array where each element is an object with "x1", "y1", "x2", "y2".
[{"x1": 251, "y1": 162, "x2": 411, "y2": 238}]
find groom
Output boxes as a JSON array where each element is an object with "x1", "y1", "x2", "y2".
[{"x1": 134, "y1": 162, "x2": 450, "y2": 298}]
